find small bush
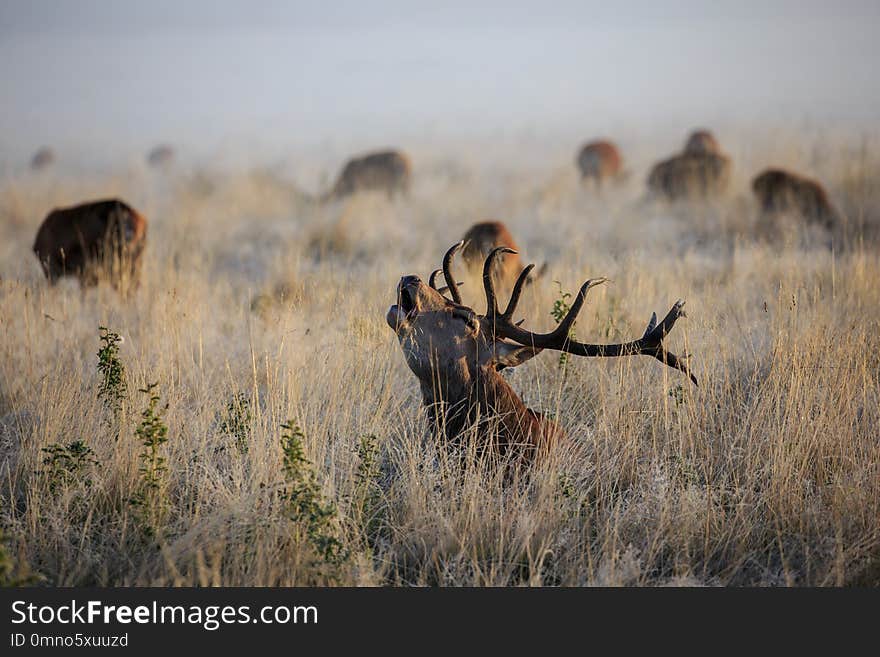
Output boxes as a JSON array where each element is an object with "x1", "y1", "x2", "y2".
[
  {"x1": 97, "y1": 326, "x2": 127, "y2": 440},
  {"x1": 130, "y1": 383, "x2": 169, "y2": 538},
  {"x1": 219, "y1": 392, "x2": 252, "y2": 453},
  {"x1": 279, "y1": 421, "x2": 347, "y2": 573},
  {"x1": 350, "y1": 434, "x2": 385, "y2": 544},
  {"x1": 550, "y1": 281, "x2": 576, "y2": 368},
  {"x1": 39, "y1": 440, "x2": 98, "y2": 495}
]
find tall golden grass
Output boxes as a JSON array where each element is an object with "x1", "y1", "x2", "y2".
[{"x1": 1, "y1": 132, "x2": 878, "y2": 585}]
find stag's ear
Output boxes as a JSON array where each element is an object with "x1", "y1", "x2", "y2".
[{"x1": 490, "y1": 341, "x2": 542, "y2": 370}]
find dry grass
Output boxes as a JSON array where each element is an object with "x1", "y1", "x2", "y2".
[{"x1": 1, "y1": 131, "x2": 879, "y2": 586}]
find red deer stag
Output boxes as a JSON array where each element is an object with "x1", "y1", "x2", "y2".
[
  {"x1": 459, "y1": 221, "x2": 547, "y2": 291},
  {"x1": 325, "y1": 149, "x2": 411, "y2": 200},
  {"x1": 647, "y1": 130, "x2": 730, "y2": 201},
  {"x1": 752, "y1": 168, "x2": 839, "y2": 229},
  {"x1": 33, "y1": 198, "x2": 147, "y2": 290},
  {"x1": 576, "y1": 140, "x2": 623, "y2": 187},
  {"x1": 387, "y1": 242, "x2": 696, "y2": 464}
]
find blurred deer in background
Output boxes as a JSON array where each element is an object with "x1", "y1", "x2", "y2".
[
  {"x1": 752, "y1": 168, "x2": 840, "y2": 229},
  {"x1": 683, "y1": 129, "x2": 721, "y2": 156},
  {"x1": 323, "y1": 149, "x2": 411, "y2": 200},
  {"x1": 147, "y1": 144, "x2": 175, "y2": 169},
  {"x1": 30, "y1": 147, "x2": 56, "y2": 172},
  {"x1": 647, "y1": 129, "x2": 731, "y2": 201},
  {"x1": 386, "y1": 242, "x2": 696, "y2": 465},
  {"x1": 458, "y1": 221, "x2": 547, "y2": 291},
  {"x1": 33, "y1": 198, "x2": 148, "y2": 292},
  {"x1": 576, "y1": 139, "x2": 624, "y2": 187}
]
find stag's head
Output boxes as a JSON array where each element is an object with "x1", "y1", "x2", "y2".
[{"x1": 386, "y1": 243, "x2": 542, "y2": 396}]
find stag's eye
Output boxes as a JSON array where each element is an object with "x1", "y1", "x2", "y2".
[{"x1": 400, "y1": 288, "x2": 416, "y2": 315}]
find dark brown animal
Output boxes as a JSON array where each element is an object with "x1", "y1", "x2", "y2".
[
  {"x1": 648, "y1": 151, "x2": 731, "y2": 201},
  {"x1": 576, "y1": 140, "x2": 623, "y2": 186},
  {"x1": 683, "y1": 130, "x2": 721, "y2": 156},
  {"x1": 387, "y1": 242, "x2": 696, "y2": 465},
  {"x1": 33, "y1": 198, "x2": 148, "y2": 290},
  {"x1": 147, "y1": 144, "x2": 175, "y2": 168},
  {"x1": 647, "y1": 130, "x2": 731, "y2": 201},
  {"x1": 325, "y1": 149, "x2": 411, "y2": 200},
  {"x1": 752, "y1": 168, "x2": 839, "y2": 229},
  {"x1": 458, "y1": 221, "x2": 546, "y2": 291},
  {"x1": 30, "y1": 147, "x2": 55, "y2": 171}
]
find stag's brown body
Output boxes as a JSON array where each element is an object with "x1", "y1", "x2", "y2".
[
  {"x1": 31, "y1": 147, "x2": 55, "y2": 171},
  {"x1": 327, "y1": 149, "x2": 411, "y2": 200},
  {"x1": 33, "y1": 198, "x2": 148, "y2": 289},
  {"x1": 387, "y1": 243, "x2": 696, "y2": 465},
  {"x1": 576, "y1": 140, "x2": 623, "y2": 185},
  {"x1": 752, "y1": 168, "x2": 839, "y2": 228}
]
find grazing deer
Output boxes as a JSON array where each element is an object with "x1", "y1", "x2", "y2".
[
  {"x1": 324, "y1": 149, "x2": 411, "y2": 200},
  {"x1": 752, "y1": 168, "x2": 839, "y2": 229},
  {"x1": 147, "y1": 144, "x2": 175, "y2": 168},
  {"x1": 683, "y1": 130, "x2": 721, "y2": 156},
  {"x1": 459, "y1": 221, "x2": 547, "y2": 291},
  {"x1": 30, "y1": 147, "x2": 55, "y2": 171},
  {"x1": 386, "y1": 242, "x2": 696, "y2": 464},
  {"x1": 33, "y1": 198, "x2": 147, "y2": 290},
  {"x1": 576, "y1": 140, "x2": 623, "y2": 186},
  {"x1": 647, "y1": 130, "x2": 730, "y2": 201}
]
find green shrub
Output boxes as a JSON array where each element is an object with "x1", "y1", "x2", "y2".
[
  {"x1": 350, "y1": 434, "x2": 385, "y2": 544},
  {"x1": 550, "y1": 281, "x2": 576, "y2": 368},
  {"x1": 279, "y1": 421, "x2": 347, "y2": 572},
  {"x1": 219, "y1": 392, "x2": 252, "y2": 453},
  {"x1": 97, "y1": 326, "x2": 127, "y2": 440},
  {"x1": 129, "y1": 383, "x2": 169, "y2": 537},
  {"x1": 39, "y1": 440, "x2": 98, "y2": 495}
]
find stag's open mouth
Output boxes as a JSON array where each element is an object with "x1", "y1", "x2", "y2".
[
  {"x1": 399, "y1": 286, "x2": 416, "y2": 316},
  {"x1": 387, "y1": 279, "x2": 420, "y2": 333}
]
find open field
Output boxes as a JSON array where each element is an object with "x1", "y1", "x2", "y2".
[{"x1": 1, "y1": 129, "x2": 879, "y2": 586}]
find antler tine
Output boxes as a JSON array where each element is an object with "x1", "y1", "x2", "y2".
[
  {"x1": 640, "y1": 299, "x2": 697, "y2": 385},
  {"x1": 503, "y1": 263, "x2": 535, "y2": 318},
  {"x1": 551, "y1": 277, "x2": 609, "y2": 340},
  {"x1": 657, "y1": 300, "x2": 686, "y2": 336},
  {"x1": 641, "y1": 300, "x2": 687, "y2": 343},
  {"x1": 525, "y1": 262, "x2": 549, "y2": 287},
  {"x1": 442, "y1": 241, "x2": 465, "y2": 304},
  {"x1": 661, "y1": 351, "x2": 698, "y2": 386},
  {"x1": 642, "y1": 312, "x2": 658, "y2": 339},
  {"x1": 483, "y1": 246, "x2": 517, "y2": 316},
  {"x1": 428, "y1": 268, "x2": 458, "y2": 297},
  {"x1": 429, "y1": 269, "x2": 443, "y2": 290}
]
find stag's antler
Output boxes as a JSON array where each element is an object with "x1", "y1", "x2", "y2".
[
  {"x1": 440, "y1": 241, "x2": 465, "y2": 304},
  {"x1": 426, "y1": 240, "x2": 471, "y2": 301},
  {"x1": 463, "y1": 246, "x2": 697, "y2": 384},
  {"x1": 429, "y1": 267, "x2": 465, "y2": 299}
]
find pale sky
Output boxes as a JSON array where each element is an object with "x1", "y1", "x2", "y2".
[{"x1": 1, "y1": 1, "x2": 878, "y2": 165}]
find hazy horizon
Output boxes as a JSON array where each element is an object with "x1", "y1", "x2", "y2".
[{"x1": 1, "y1": 1, "x2": 878, "y2": 168}]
